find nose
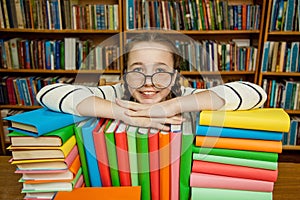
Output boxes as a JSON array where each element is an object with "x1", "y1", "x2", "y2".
[{"x1": 144, "y1": 75, "x2": 152, "y2": 86}]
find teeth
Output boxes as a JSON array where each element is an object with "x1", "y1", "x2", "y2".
[{"x1": 143, "y1": 91, "x2": 156, "y2": 95}]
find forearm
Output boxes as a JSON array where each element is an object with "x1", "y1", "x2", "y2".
[
  {"x1": 76, "y1": 96, "x2": 126, "y2": 120},
  {"x1": 172, "y1": 90, "x2": 225, "y2": 113}
]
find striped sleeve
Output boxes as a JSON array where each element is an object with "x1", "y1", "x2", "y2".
[
  {"x1": 36, "y1": 83, "x2": 124, "y2": 115},
  {"x1": 207, "y1": 81, "x2": 267, "y2": 110}
]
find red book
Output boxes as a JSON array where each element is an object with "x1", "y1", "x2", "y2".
[
  {"x1": 148, "y1": 128, "x2": 160, "y2": 200},
  {"x1": 93, "y1": 119, "x2": 112, "y2": 187},
  {"x1": 192, "y1": 160, "x2": 278, "y2": 182},
  {"x1": 115, "y1": 122, "x2": 131, "y2": 186}
]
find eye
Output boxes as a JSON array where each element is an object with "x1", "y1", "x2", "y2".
[
  {"x1": 132, "y1": 67, "x2": 143, "y2": 72},
  {"x1": 155, "y1": 68, "x2": 167, "y2": 73}
]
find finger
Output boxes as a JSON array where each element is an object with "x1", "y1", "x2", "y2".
[{"x1": 116, "y1": 99, "x2": 150, "y2": 111}]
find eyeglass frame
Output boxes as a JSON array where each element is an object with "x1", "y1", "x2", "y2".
[{"x1": 123, "y1": 70, "x2": 177, "y2": 89}]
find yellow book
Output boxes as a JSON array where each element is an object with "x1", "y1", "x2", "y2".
[
  {"x1": 199, "y1": 108, "x2": 290, "y2": 132},
  {"x1": 9, "y1": 135, "x2": 76, "y2": 160}
]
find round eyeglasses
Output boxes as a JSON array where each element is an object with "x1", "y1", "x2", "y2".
[{"x1": 124, "y1": 71, "x2": 176, "y2": 89}]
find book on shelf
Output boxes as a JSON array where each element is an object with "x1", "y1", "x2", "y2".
[
  {"x1": 4, "y1": 108, "x2": 87, "y2": 136},
  {"x1": 8, "y1": 124, "x2": 75, "y2": 147},
  {"x1": 9, "y1": 135, "x2": 76, "y2": 160}
]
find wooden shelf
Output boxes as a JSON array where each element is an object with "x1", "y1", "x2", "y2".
[
  {"x1": 125, "y1": 29, "x2": 260, "y2": 35},
  {"x1": 0, "y1": 69, "x2": 121, "y2": 74},
  {"x1": 0, "y1": 28, "x2": 120, "y2": 34},
  {"x1": 261, "y1": 72, "x2": 300, "y2": 76},
  {"x1": 0, "y1": 105, "x2": 42, "y2": 110},
  {"x1": 283, "y1": 145, "x2": 300, "y2": 150},
  {"x1": 268, "y1": 31, "x2": 300, "y2": 36}
]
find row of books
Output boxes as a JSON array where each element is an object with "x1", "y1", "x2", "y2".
[
  {"x1": 0, "y1": 37, "x2": 121, "y2": 71},
  {"x1": 269, "y1": 0, "x2": 300, "y2": 31},
  {"x1": 262, "y1": 78, "x2": 300, "y2": 111},
  {"x1": 0, "y1": 0, "x2": 119, "y2": 30},
  {"x1": 190, "y1": 108, "x2": 290, "y2": 199},
  {"x1": 261, "y1": 41, "x2": 300, "y2": 73},
  {"x1": 175, "y1": 39, "x2": 257, "y2": 72},
  {"x1": 284, "y1": 116, "x2": 300, "y2": 146},
  {"x1": 126, "y1": 0, "x2": 261, "y2": 31}
]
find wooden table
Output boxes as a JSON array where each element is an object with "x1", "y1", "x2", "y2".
[{"x1": 1, "y1": 156, "x2": 299, "y2": 200}]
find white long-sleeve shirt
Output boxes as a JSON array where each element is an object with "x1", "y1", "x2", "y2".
[{"x1": 36, "y1": 81, "x2": 267, "y2": 116}]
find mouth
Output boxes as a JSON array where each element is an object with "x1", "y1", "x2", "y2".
[{"x1": 139, "y1": 90, "x2": 159, "y2": 98}]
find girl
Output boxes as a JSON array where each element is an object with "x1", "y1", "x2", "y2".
[{"x1": 36, "y1": 32, "x2": 267, "y2": 131}]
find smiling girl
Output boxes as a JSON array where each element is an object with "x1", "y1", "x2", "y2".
[{"x1": 36, "y1": 32, "x2": 267, "y2": 131}]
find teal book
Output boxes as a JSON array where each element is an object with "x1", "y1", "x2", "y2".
[
  {"x1": 5, "y1": 108, "x2": 88, "y2": 136},
  {"x1": 136, "y1": 127, "x2": 151, "y2": 200},
  {"x1": 81, "y1": 118, "x2": 103, "y2": 187},
  {"x1": 104, "y1": 119, "x2": 120, "y2": 186}
]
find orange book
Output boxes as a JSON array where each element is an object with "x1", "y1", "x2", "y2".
[
  {"x1": 54, "y1": 186, "x2": 141, "y2": 200},
  {"x1": 159, "y1": 130, "x2": 170, "y2": 200},
  {"x1": 195, "y1": 136, "x2": 282, "y2": 153}
]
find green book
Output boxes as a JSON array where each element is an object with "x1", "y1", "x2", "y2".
[
  {"x1": 8, "y1": 124, "x2": 74, "y2": 147},
  {"x1": 193, "y1": 153, "x2": 278, "y2": 170},
  {"x1": 74, "y1": 120, "x2": 90, "y2": 187},
  {"x1": 191, "y1": 188, "x2": 272, "y2": 200},
  {"x1": 104, "y1": 119, "x2": 120, "y2": 186},
  {"x1": 136, "y1": 127, "x2": 151, "y2": 200},
  {"x1": 126, "y1": 125, "x2": 139, "y2": 186},
  {"x1": 192, "y1": 146, "x2": 278, "y2": 162},
  {"x1": 179, "y1": 133, "x2": 194, "y2": 200}
]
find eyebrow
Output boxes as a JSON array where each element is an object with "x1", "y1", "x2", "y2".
[{"x1": 129, "y1": 62, "x2": 169, "y2": 68}]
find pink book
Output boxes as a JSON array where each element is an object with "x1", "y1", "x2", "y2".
[
  {"x1": 115, "y1": 122, "x2": 131, "y2": 186},
  {"x1": 170, "y1": 124, "x2": 182, "y2": 200},
  {"x1": 190, "y1": 172, "x2": 274, "y2": 192},
  {"x1": 93, "y1": 119, "x2": 112, "y2": 186},
  {"x1": 192, "y1": 160, "x2": 278, "y2": 182}
]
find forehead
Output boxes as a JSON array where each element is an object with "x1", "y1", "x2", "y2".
[{"x1": 130, "y1": 41, "x2": 173, "y2": 53}]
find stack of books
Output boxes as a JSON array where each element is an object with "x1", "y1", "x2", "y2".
[
  {"x1": 74, "y1": 117, "x2": 184, "y2": 200},
  {"x1": 191, "y1": 108, "x2": 290, "y2": 200},
  {"x1": 5, "y1": 108, "x2": 88, "y2": 200}
]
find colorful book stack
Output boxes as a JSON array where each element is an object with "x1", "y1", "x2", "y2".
[
  {"x1": 73, "y1": 117, "x2": 186, "y2": 200},
  {"x1": 4, "y1": 108, "x2": 88, "y2": 200},
  {"x1": 191, "y1": 108, "x2": 290, "y2": 200}
]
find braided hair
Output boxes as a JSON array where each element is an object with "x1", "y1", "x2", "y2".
[{"x1": 122, "y1": 32, "x2": 183, "y2": 101}]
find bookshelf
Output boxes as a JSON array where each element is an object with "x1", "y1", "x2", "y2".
[
  {"x1": 0, "y1": 0, "x2": 123, "y2": 154},
  {"x1": 258, "y1": 0, "x2": 300, "y2": 150},
  {"x1": 123, "y1": 0, "x2": 266, "y2": 85}
]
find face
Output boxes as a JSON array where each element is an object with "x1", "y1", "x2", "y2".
[{"x1": 126, "y1": 42, "x2": 176, "y2": 104}]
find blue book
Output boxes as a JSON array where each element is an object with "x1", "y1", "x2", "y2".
[
  {"x1": 81, "y1": 117, "x2": 103, "y2": 187},
  {"x1": 288, "y1": 119, "x2": 299, "y2": 145},
  {"x1": 5, "y1": 108, "x2": 88, "y2": 136},
  {"x1": 284, "y1": 0, "x2": 296, "y2": 31},
  {"x1": 196, "y1": 125, "x2": 283, "y2": 141},
  {"x1": 127, "y1": 0, "x2": 135, "y2": 29},
  {"x1": 261, "y1": 41, "x2": 270, "y2": 72},
  {"x1": 290, "y1": 42, "x2": 299, "y2": 72}
]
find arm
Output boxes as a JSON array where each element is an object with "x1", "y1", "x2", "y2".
[{"x1": 117, "y1": 81, "x2": 267, "y2": 117}]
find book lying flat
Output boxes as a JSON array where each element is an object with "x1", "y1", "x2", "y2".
[
  {"x1": 22, "y1": 167, "x2": 82, "y2": 193},
  {"x1": 195, "y1": 136, "x2": 282, "y2": 153},
  {"x1": 192, "y1": 146, "x2": 278, "y2": 162},
  {"x1": 198, "y1": 108, "x2": 290, "y2": 132},
  {"x1": 9, "y1": 135, "x2": 76, "y2": 160},
  {"x1": 5, "y1": 108, "x2": 87, "y2": 136},
  {"x1": 192, "y1": 160, "x2": 278, "y2": 182},
  {"x1": 13, "y1": 145, "x2": 79, "y2": 170},
  {"x1": 190, "y1": 172, "x2": 274, "y2": 192},
  {"x1": 192, "y1": 153, "x2": 278, "y2": 170},
  {"x1": 8, "y1": 124, "x2": 75, "y2": 147},
  {"x1": 53, "y1": 186, "x2": 141, "y2": 200},
  {"x1": 191, "y1": 187, "x2": 272, "y2": 200},
  {"x1": 196, "y1": 125, "x2": 283, "y2": 141}
]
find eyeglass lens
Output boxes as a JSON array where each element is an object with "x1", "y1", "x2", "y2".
[{"x1": 126, "y1": 72, "x2": 172, "y2": 89}]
